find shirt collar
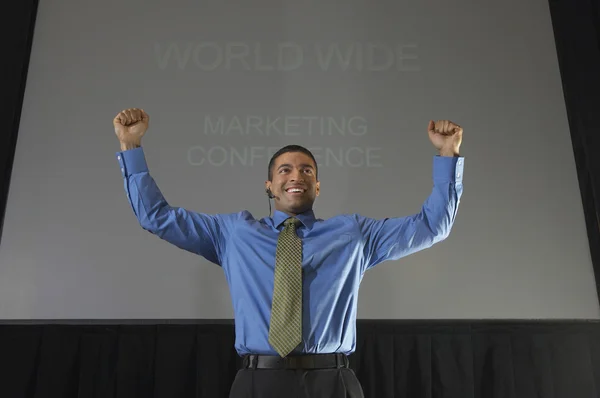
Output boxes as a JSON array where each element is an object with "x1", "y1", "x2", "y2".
[{"x1": 272, "y1": 209, "x2": 317, "y2": 230}]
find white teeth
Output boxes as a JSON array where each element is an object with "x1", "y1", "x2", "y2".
[{"x1": 287, "y1": 189, "x2": 303, "y2": 193}]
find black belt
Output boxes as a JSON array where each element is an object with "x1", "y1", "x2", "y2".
[{"x1": 242, "y1": 353, "x2": 349, "y2": 370}]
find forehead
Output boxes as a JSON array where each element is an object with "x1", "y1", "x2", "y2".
[{"x1": 273, "y1": 151, "x2": 315, "y2": 167}]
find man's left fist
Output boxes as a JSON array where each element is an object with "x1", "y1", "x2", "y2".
[{"x1": 428, "y1": 120, "x2": 463, "y2": 155}]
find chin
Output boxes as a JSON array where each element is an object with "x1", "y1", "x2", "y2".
[{"x1": 288, "y1": 202, "x2": 313, "y2": 214}]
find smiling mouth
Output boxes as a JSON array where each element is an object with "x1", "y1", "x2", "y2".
[{"x1": 285, "y1": 188, "x2": 306, "y2": 194}]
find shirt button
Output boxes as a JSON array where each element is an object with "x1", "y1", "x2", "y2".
[
  {"x1": 458, "y1": 159, "x2": 462, "y2": 165},
  {"x1": 121, "y1": 168, "x2": 124, "y2": 173},
  {"x1": 117, "y1": 156, "x2": 121, "y2": 160},
  {"x1": 457, "y1": 172, "x2": 461, "y2": 177}
]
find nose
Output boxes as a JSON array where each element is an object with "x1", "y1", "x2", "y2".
[{"x1": 289, "y1": 168, "x2": 303, "y2": 181}]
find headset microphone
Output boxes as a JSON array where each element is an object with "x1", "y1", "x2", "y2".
[{"x1": 265, "y1": 188, "x2": 276, "y2": 217}]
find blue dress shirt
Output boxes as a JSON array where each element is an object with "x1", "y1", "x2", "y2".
[{"x1": 116, "y1": 147, "x2": 464, "y2": 356}]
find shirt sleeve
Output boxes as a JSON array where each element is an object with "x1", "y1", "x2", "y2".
[
  {"x1": 116, "y1": 147, "x2": 227, "y2": 266},
  {"x1": 354, "y1": 155, "x2": 464, "y2": 272}
]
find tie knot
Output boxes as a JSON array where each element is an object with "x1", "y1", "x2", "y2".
[{"x1": 284, "y1": 217, "x2": 301, "y2": 229}]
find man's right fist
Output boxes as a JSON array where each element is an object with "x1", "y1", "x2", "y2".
[{"x1": 113, "y1": 108, "x2": 149, "y2": 146}]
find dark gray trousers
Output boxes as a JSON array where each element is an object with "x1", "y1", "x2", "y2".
[{"x1": 228, "y1": 368, "x2": 365, "y2": 398}]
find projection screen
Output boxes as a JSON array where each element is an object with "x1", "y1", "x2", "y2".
[{"x1": 0, "y1": 0, "x2": 597, "y2": 320}]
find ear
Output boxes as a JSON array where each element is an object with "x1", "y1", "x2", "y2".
[
  {"x1": 315, "y1": 181, "x2": 320, "y2": 196},
  {"x1": 265, "y1": 180, "x2": 271, "y2": 191}
]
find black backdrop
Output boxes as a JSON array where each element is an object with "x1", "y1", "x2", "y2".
[
  {"x1": 2, "y1": 321, "x2": 600, "y2": 398},
  {"x1": 2, "y1": 0, "x2": 600, "y2": 397}
]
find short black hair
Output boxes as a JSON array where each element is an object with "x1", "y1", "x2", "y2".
[{"x1": 267, "y1": 145, "x2": 318, "y2": 181}]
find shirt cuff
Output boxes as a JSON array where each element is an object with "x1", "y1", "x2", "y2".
[
  {"x1": 116, "y1": 147, "x2": 148, "y2": 177},
  {"x1": 433, "y1": 155, "x2": 464, "y2": 184}
]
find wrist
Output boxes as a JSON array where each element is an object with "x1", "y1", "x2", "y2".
[
  {"x1": 120, "y1": 141, "x2": 141, "y2": 151},
  {"x1": 438, "y1": 147, "x2": 460, "y2": 157}
]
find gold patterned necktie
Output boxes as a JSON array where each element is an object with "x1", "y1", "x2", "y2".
[{"x1": 268, "y1": 217, "x2": 303, "y2": 357}]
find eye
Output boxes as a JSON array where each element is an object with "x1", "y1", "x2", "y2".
[{"x1": 279, "y1": 168, "x2": 289, "y2": 174}]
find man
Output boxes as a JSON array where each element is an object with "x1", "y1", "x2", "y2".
[{"x1": 113, "y1": 108, "x2": 464, "y2": 398}]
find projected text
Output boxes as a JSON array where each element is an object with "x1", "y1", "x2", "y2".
[{"x1": 155, "y1": 41, "x2": 419, "y2": 72}]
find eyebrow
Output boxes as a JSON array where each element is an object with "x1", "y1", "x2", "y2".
[{"x1": 277, "y1": 163, "x2": 315, "y2": 170}]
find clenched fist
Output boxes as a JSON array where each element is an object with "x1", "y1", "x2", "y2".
[
  {"x1": 428, "y1": 120, "x2": 463, "y2": 156},
  {"x1": 113, "y1": 108, "x2": 149, "y2": 150}
]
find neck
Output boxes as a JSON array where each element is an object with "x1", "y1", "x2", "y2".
[{"x1": 276, "y1": 208, "x2": 312, "y2": 217}]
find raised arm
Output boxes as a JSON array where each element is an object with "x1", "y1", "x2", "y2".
[
  {"x1": 113, "y1": 108, "x2": 226, "y2": 265},
  {"x1": 357, "y1": 120, "x2": 465, "y2": 271}
]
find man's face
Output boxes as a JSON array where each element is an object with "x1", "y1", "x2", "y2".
[{"x1": 266, "y1": 151, "x2": 320, "y2": 216}]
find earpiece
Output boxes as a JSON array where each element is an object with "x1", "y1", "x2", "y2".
[{"x1": 265, "y1": 188, "x2": 275, "y2": 199}]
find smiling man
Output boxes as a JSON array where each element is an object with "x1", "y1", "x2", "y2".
[
  {"x1": 114, "y1": 108, "x2": 464, "y2": 398},
  {"x1": 265, "y1": 146, "x2": 320, "y2": 216}
]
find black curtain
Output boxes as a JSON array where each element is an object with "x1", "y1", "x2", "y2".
[
  {"x1": 548, "y1": 0, "x2": 600, "y2": 305},
  {"x1": 2, "y1": 321, "x2": 600, "y2": 398},
  {"x1": 0, "y1": 0, "x2": 39, "y2": 241},
  {"x1": 2, "y1": 0, "x2": 600, "y2": 397}
]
